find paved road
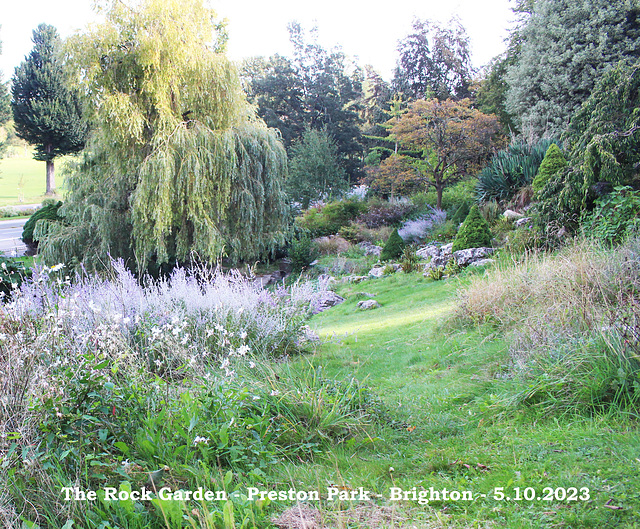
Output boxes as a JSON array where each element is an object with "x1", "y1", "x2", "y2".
[{"x1": 0, "y1": 218, "x2": 29, "y2": 257}]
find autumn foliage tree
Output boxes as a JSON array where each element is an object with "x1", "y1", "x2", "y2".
[
  {"x1": 362, "y1": 154, "x2": 425, "y2": 199},
  {"x1": 391, "y1": 98, "x2": 503, "y2": 209}
]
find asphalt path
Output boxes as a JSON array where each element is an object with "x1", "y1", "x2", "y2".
[{"x1": 0, "y1": 218, "x2": 29, "y2": 257}]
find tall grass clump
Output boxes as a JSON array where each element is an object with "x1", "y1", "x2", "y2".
[{"x1": 453, "y1": 237, "x2": 640, "y2": 414}]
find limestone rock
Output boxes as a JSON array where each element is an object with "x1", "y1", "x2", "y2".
[
  {"x1": 356, "y1": 299, "x2": 381, "y2": 310},
  {"x1": 468, "y1": 258, "x2": 496, "y2": 267},
  {"x1": 453, "y1": 247, "x2": 495, "y2": 266},
  {"x1": 358, "y1": 242, "x2": 383, "y2": 257},
  {"x1": 503, "y1": 209, "x2": 524, "y2": 220},
  {"x1": 311, "y1": 291, "x2": 345, "y2": 314},
  {"x1": 514, "y1": 217, "x2": 532, "y2": 228},
  {"x1": 368, "y1": 266, "x2": 385, "y2": 278}
]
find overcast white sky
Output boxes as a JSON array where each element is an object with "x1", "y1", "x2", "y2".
[{"x1": 0, "y1": 0, "x2": 516, "y2": 83}]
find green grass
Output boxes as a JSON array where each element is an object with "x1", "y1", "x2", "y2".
[
  {"x1": 0, "y1": 153, "x2": 67, "y2": 206},
  {"x1": 272, "y1": 271, "x2": 640, "y2": 528}
]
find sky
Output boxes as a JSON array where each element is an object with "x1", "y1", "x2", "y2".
[{"x1": 0, "y1": 0, "x2": 516, "y2": 83}]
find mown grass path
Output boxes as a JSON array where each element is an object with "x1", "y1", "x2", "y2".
[{"x1": 280, "y1": 272, "x2": 640, "y2": 528}]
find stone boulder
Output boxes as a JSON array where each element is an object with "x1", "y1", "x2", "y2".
[
  {"x1": 514, "y1": 217, "x2": 532, "y2": 228},
  {"x1": 468, "y1": 258, "x2": 496, "y2": 267},
  {"x1": 358, "y1": 242, "x2": 383, "y2": 257},
  {"x1": 311, "y1": 291, "x2": 345, "y2": 314},
  {"x1": 356, "y1": 299, "x2": 381, "y2": 310},
  {"x1": 452, "y1": 247, "x2": 495, "y2": 266},
  {"x1": 503, "y1": 209, "x2": 524, "y2": 220}
]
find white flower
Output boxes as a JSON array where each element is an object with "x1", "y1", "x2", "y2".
[
  {"x1": 248, "y1": 361, "x2": 256, "y2": 369},
  {"x1": 252, "y1": 395, "x2": 260, "y2": 400},
  {"x1": 240, "y1": 331, "x2": 247, "y2": 340},
  {"x1": 236, "y1": 345, "x2": 250, "y2": 356},
  {"x1": 270, "y1": 390, "x2": 280, "y2": 396},
  {"x1": 193, "y1": 436, "x2": 210, "y2": 446},
  {"x1": 50, "y1": 263, "x2": 64, "y2": 272}
]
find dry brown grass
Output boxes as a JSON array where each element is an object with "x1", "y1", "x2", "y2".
[{"x1": 314, "y1": 236, "x2": 352, "y2": 256}]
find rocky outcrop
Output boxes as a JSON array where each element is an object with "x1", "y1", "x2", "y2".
[
  {"x1": 420, "y1": 243, "x2": 496, "y2": 274},
  {"x1": 358, "y1": 242, "x2": 383, "y2": 257},
  {"x1": 452, "y1": 247, "x2": 495, "y2": 266}
]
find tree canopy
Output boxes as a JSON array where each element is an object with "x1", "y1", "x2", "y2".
[
  {"x1": 391, "y1": 98, "x2": 502, "y2": 209},
  {"x1": 506, "y1": 0, "x2": 640, "y2": 138},
  {"x1": 393, "y1": 18, "x2": 473, "y2": 101},
  {"x1": 38, "y1": 0, "x2": 288, "y2": 271},
  {"x1": 11, "y1": 23, "x2": 87, "y2": 193}
]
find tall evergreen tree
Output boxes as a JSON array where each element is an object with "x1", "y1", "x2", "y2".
[
  {"x1": 11, "y1": 24, "x2": 87, "y2": 194},
  {"x1": 506, "y1": 0, "x2": 640, "y2": 138},
  {"x1": 37, "y1": 0, "x2": 288, "y2": 271}
]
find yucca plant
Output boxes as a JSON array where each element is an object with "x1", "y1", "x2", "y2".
[{"x1": 476, "y1": 139, "x2": 557, "y2": 203}]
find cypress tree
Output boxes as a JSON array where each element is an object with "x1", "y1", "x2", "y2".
[{"x1": 11, "y1": 24, "x2": 87, "y2": 194}]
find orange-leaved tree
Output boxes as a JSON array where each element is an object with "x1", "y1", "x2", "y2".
[{"x1": 391, "y1": 98, "x2": 503, "y2": 209}]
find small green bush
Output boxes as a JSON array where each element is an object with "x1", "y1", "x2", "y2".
[
  {"x1": 451, "y1": 201, "x2": 471, "y2": 225},
  {"x1": 380, "y1": 228, "x2": 405, "y2": 261},
  {"x1": 532, "y1": 143, "x2": 567, "y2": 194},
  {"x1": 22, "y1": 201, "x2": 63, "y2": 245},
  {"x1": 583, "y1": 186, "x2": 640, "y2": 245},
  {"x1": 0, "y1": 257, "x2": 32, "y2": 300},
  {"x1": 400, "y1": 246, "x2": 420, "y2": 272},
  {"x1": 289, "y1": 236, "x2": 319, "y2": 272},
  {"x1": 452, "y1": 205, "x2": 492, "y2": 252},
  {"x1": 296, "y1": 200, "x2": 367, "y2": 237}
]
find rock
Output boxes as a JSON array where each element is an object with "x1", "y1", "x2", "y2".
[
  {"x1": 514, "y1": 217, "x2": 532, "y2": 228},
  {"x1": 416, "y1": 245, "x2": 439, "y2": 260},
  {"x1": 468, "y1": 258, "x2": 496, "y2": 267},
  {"x1": 503, "y1": 209, "x2": 524, "y2": 220},
  {"x1": 356, "y1": 299, "x2": 381, "y2": 310},
  {"x1": 424, "y1": 254, "x2": 452, "y2": 270},
  {"x1": 311, "y1": 291, "x2": 345, "y2": 314},
  {"x1": 453, "y1": 247, "x2": 495, "y2": 266},
  {"x1": 556, "y1": 226, "x2": 568, "y2": 238},
  {"x1": 368, "y1": 266, "x2": 385, "y2": 278},
  {"x1": 441, "y1": 243, "x2": 453, "y2": 255},
  {"x1": 343, "y1": 275, "x2": 369, "y2": 283},
  {"x1": 253, "y1": 271, "x2": 286, "y2": 288},
  {"x1": 358, "y1": 242, "x2": 383, "y2": 257}
]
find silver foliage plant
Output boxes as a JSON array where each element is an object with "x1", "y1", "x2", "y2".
[{"x1": 398, "y1": 207, "x2": 447, "y2": 243}]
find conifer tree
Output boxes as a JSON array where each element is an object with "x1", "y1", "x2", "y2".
[
  {"x1": 11, "y1": 24, "x2": 87, "y2": 194},
  {"x1": 37, "y1": 0, "x2": 288, "y2": 271}
]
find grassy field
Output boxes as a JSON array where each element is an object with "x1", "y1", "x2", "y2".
[
  {"x1": 275, "y1": 271, "x2": 640, "y2": 528},
  {"x1": 0, "y1": 153, "x2": 65, "y2": 206}
]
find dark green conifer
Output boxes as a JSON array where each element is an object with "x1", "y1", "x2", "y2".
[
  {"x1": 380, "y1": 228, "x2": 406, "y2": 261},
  {"x1": 11, "y1": 24, "x2": 87, "y2": 194},
  {"x1": 532, "y1": 143, "x2": 567, "y2": 194},
  {"x1": 452, "y1": 205, "x2": 492, "y2": 251}
]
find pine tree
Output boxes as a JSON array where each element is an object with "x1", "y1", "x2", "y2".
[
  {"x1": 37, "y1": 0, "x2": 288, "y2": 271},
  {"x1": 11, "y1": 24, "x2": 87, "y2": 194}
]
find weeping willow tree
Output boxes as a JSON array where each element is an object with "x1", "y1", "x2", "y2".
[{"x1": 37, "y1": 0, "x2": 288, "y2": 271}]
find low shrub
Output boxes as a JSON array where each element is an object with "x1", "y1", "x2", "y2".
[
  {"x1": 289, "y1": 236, "x2": 320, "y2": 271},
  {"x1": 314, "y1": 235, "x2": 351, "y2": 255},
  {"x1": 582, "y1": 185, "x2": 640, "y2": 246},
  {"x1": 400, "y1": 246, "x2": 420, "y2": 273},
  {"x1": 398, "y1": 207, "x2": 447, "y2": 243},
  {"x1": 411, "y1": 179, "x2": 477, "y2": 214},
  {"x1": 21, "y1": 201, "x2": 63, "y2": 246},
  {"x1": 452, "y1": 205, "x2": 492, "y2": 252},
  {"x1": 380, "y1": 228, "x2": 405, "y2": 261},
  {"x1": 355, "y1": 200, "x2": 415, "y2": 228},
  {"x1": 296, "y1": 200, "x2": 368, "y2": 237}
]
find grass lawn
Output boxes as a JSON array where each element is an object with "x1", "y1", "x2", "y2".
[
  {"x1": 0, "y1": 153, "x2": 66, "y2": 206},
  {"x1": 275, "y1": 271, "x2": 640, "y2": 528}
]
